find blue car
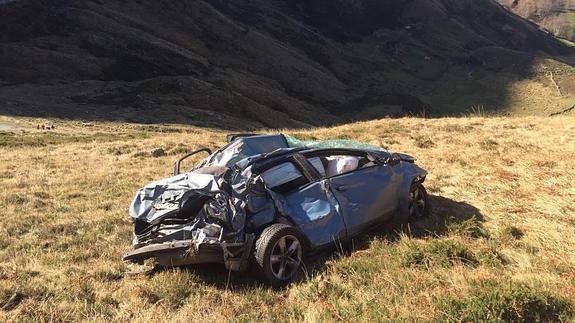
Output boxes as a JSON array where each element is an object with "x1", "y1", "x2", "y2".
[{"x1": 123, "y1": 134, "x2": 429, "y2": 286}]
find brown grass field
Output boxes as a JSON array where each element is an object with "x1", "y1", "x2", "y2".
[{"x1": 0, "y1": 115, "x2": 574, "y2": 322}]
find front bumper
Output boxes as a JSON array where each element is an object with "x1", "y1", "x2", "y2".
[
  {"x1": 122, "y1": 236, "x2": 254, "y2": 270},
  {"x1": 123, "y1": 240, "x2": 223, "y2": 266}
]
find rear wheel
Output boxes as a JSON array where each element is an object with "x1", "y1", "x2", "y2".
[
  {"x1": 254, "y1": 224, "x2": 303, "y2": 287},
  {"x1": 408, "y1": 182, "x2": 430, "y2": 221}
]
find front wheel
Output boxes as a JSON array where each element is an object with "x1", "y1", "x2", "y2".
[
  {"x1": 254, "y1": 224, "x2": 303, "y2": 287},
  {"x1": 408, "y1": 182, "x2": 430, "y2": 222}
]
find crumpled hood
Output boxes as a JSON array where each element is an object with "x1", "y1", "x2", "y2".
[{"x1": 129, "y1": 172, "x2": 221, "y2": 222}]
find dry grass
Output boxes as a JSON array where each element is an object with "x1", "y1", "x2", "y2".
[{"x1": 0, "y1": 115, "x2": 574, "y2": 321}]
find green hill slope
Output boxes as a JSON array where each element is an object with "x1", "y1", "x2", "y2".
[{"x1": 0, "y1": 0, "x2": 574, "y2": 126}]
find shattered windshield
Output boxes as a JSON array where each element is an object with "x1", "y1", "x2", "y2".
[
  {"x1": 206, "y1": 140, "x2": 246, "y2": 168},
  {"x1": 205, "y1": 134, "x2": 290, "y2": 168},
  {"x1": 284, "y1": 135, "x2": 387, "y2": 152}
]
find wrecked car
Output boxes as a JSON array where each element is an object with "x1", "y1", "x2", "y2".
[{"x1": 123, "y1": 134, "x2": 429, "y2": 286}]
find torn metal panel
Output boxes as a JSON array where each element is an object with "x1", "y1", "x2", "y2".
[{"x1": 129, "y1": 172, "x2": 220, "y2": 222}]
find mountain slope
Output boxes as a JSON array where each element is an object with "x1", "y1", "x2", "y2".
[
  {"x1": 498, "y1": 0, "x2": 575, "y2": 42},
  {"x1": 1, "y1": 0, "x2": 574, "y2": 127}
]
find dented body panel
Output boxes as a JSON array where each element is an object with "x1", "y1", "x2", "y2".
[
  {"x1": 282, "y1": 179, "x2": 346, "y2": 248},
  {"x1": 123, "y1": 134, "x2": 427, "y2": 269}
]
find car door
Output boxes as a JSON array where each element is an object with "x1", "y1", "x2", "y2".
[
  {"x1": 328, "y1": 162, "x2": 399, "y2": 236},
  {"x1": 261, "y1": 157, "x2": 347, "y2": 249}
]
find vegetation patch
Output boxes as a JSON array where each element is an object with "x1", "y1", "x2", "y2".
[
  {"x1": 436, "y1": 282, "x2": 573, "y2": 322},
  {"x1": 0, "y1": 131, "x2": 147, "y2": 148},
  {"x1": 107, "y1": 144, "x2": 136, "y2": 155},
  {"x1": 476, "y1": 246, "x2": 508, "y2": 267},
  {"x1": 501, "y1": 225, "x2": 524, "y2": 240},
  {"x1": 396, "y1": 238, "x2": 477, "y2": 268},
  {"x1": 0, "y1": 284, "x2": 52, "y2": 312},
  {"x1": 288, "y1": 133, "x2": 318, "y2": 141},
  {"x1": 480, "y1": 139, "x2": 499, "y2": 150},
  {"x1": 412, "y1": 135, "x2": 435, "y2": 149},
  {"x1": 93, "y1": 267, "x2": 125, "y2": 282},
  {"x1": 135, "y1": 125, "x2": 185, "y2": 133},
  {"x1": 0, "y1": 289, "x2": 26, "y2": 311},
  {"x1": 3, "y1": 193, "x2": 29, "y2": 206},
  {"x1": 168, "y1": 143, "x2": 193, "y2": 155},
  {"x1": 138, "y1": 270, "x2": 198, "y2": 309},
  {"x1": 447, "y1": 216, "x2": 489, "y2": 239}
]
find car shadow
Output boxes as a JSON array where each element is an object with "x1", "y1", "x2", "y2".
[
  {"x1": 404, "y1": 194, "x2": 485, "y2": 238},
  {"x1": 144, "y1": 194, "x2": 484, "y2": 290}
]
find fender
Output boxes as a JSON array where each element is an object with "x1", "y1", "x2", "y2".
[{"x1": 394, "y1": 161, "x2": 427, "y2": 223}]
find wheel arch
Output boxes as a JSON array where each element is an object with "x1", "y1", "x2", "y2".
[
  {"x1": 252, "y1": 217, "x2": 312, "y2": 252},
  {"x1": 394, "y1": 162, "x2": 428, "y2": 223}
]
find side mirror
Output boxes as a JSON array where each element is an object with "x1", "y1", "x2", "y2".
[
  {"x1": 369, "y1": 153, "x2": 400, "y2": 166},
  {"x1": 226, "y1": 133, "x2": 260, "y2": 143},
  {"x1": 386, "y1": 154, "x2": 401, "y2": 166},
  {"x1": 173, "y1": 148, "x2": 213, "y2": 175}
]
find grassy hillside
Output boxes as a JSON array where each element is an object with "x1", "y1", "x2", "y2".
[
  {"x1": 1, "y1": 0, "x2": 575, "y2": 125},
  {"x1": 0, "y1": 115, "x2": 574, "y2": 321}
]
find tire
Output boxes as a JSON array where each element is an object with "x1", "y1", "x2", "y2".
[
  {"x1": 408, "y1": 182, "x2": 430, "y2": 222},
  {"x1": 254, "y1": 223, "x2": 304, "y2": 287}
]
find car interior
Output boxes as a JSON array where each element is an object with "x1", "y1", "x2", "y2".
[{"x1": 261, "y1": 153, "x2": 377, "y2": 194}]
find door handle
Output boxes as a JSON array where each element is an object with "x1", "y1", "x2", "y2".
[{"x1": 336, "y1": 185, "x2": 348, "y2": 192}]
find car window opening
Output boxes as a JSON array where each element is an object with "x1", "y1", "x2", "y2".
[
  {"x1": 316, "y1": 155, "x2": 375, "y2": 177},
  {"x1": 261, "y1": 162, "x2": 309, "y2": 194}
]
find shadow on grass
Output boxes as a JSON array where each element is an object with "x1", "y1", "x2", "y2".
[
  {"x1": 407, "y1": 195, "x2": 485, "y2": 238},
  {"x1": 145, "y1": 194, "x2": 484, "y2": 291}
]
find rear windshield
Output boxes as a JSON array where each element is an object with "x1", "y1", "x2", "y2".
[{"x1": 284, "y1": 135, "x2": 387, "y2": 152}]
